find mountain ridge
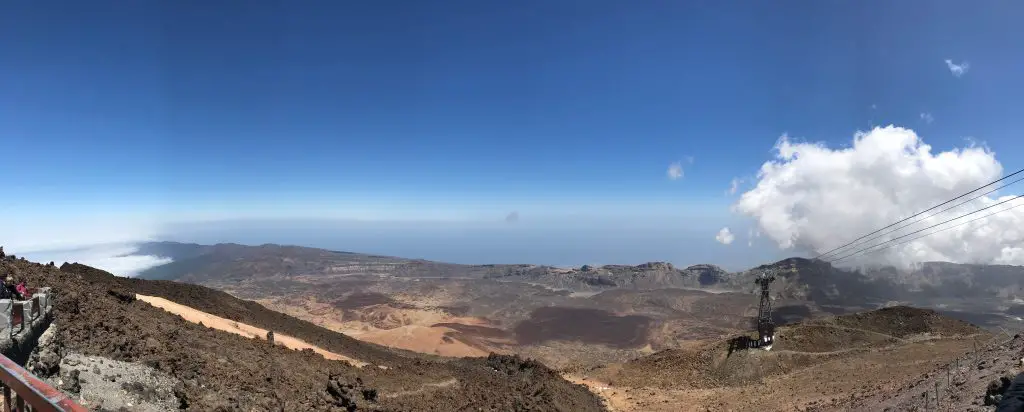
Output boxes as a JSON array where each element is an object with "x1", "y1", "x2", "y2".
[
  {"x1": 135, "y1": 241, "x2": 1024, "y2": 300},
  {"x1": 132, "y1": 241, "x2": 1024, "y2": 334}
]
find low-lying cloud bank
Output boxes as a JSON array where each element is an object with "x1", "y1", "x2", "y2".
[
  {"x1": 4, "y1": 214, "x2": 172, "y2": 276},
  {"x1": 18, "y1": 244, "x2": 172, "y2": 277},
  {"x1": 734, "y1": 125, "x2": 1024, "y2": 268}
]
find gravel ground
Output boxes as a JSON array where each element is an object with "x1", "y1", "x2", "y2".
[
  {"x1": 837, "y1": 332, "x2": 1024, "y2": 411},
  {"x1": 50, "y1": 353, "x2": 180, "y2": 412}
]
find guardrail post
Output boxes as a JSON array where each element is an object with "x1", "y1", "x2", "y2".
[
  {"x1": 10, "y1": 303, "x2": 23, "y2": 337},
  {"x1": 22, "y1": 300, "x2": 33, "y2": 328},
  {"x1": 0, "y1": 301, "x2": 10, "y2": 338},
  {"x1": 42, "y1": 288, "x2": 53, "y2": 314},
  {"x1": 29, "y1": 296, "x2": 41, "y2": 324},
  {"x1": 33, "y1": 293, "x2": 46, "y2": 318}
]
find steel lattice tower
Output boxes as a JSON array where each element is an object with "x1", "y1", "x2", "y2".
[{"x1": 755, "y1": 270, "x2": 776, "y2": 347}]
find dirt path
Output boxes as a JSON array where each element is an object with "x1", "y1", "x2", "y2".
[
  {"x1": 136, "y1": 294, "x2": 369, "y2": 367},
  {"x1": 796, "y1": 323, "x2": 913, "y2": 343},
  {"x1": 771, "y1": 347, "x2": 864, "y2": 356},
  {"x1": 562, "y1": 374, "x2": 629, "y2": 411},
  {"x1": 383, "y1": 378, "x2": 459, "y2": 399}
]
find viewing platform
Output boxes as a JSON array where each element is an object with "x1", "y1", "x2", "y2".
[{"x1": 0, "y1": 287, "x2": 87, "y2": 411}]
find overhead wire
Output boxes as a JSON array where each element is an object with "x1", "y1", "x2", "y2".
[
  {"x1": 829, "y1": 197, "x2": 1024, "y2": 262},
  {"x1": 813, "y1": 167, "x2": 1024, "y2": 260},
  {"x1": 825, "y1": 194, "x2": 1024, "y2": 263},
  {"x1": 817, "y1": 174, "x2": 1024, "y2": 259}
]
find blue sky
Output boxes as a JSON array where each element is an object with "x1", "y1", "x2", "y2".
[{"x1": 3, "y1": 2, "x2": 1023, "y2": 271}]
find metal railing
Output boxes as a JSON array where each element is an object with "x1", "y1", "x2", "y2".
[{"x1": 0, "y1": 354, "x2": 86, "y2": 412}]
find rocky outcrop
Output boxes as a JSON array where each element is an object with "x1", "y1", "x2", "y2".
[
  {"x1": 635, "y1": 262, "x2": 675, "y2": 272},
  {"x1": 325, "y1": 374, "x2": 377, "y2": 412},
  {"x1": 681, "y1": 264, "x2": 730, "y2": 286}
]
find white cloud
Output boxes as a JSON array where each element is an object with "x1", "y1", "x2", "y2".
[
  {"x1": 728, "y1": 178, "x2": 742, "y2": 195},
  {"x1": 733, "y1": 125, "x2": 1024, "y2": 267},
  {"x1": 667, "y1": 162, "x2": 684, "y2": 180},
  {"x1": 20, "y1": 244, "x2": 171, "y2": 277},
  {"x1": 944, "y1": 59, "x2": 970, "y2": 77},
  {"x1": 715, "y1": 227, "x2": 735, "y2": 245},
  {"x1": 920, "y1": 112, "x2": 934, "y2": 124},
  {"x1": 3, "y1": 212, "x2": 170, "y2": 277}
]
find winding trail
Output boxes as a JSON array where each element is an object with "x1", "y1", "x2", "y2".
[
  {"x1": 771, "y1": 347, "x2": 865, "y2": 356},
  {"x1": 795, "y1": 323, "x2": 912, "y2": 343},
  {"x1": 383, "y1": 378, "x2": 459, "y2": 399}
]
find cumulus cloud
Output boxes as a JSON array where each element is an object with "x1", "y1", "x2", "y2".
[
  {"x1": 920, "y1": 112, "x2": 934, "y2": 124},
  {"x1": 715, "y1": 227, "x2": 735, "y2": 245},
  {"x1": 945, "y1": 59, "x2": 970, "y2": 77},
  {"x1": 505, "y1": 211, "x2": 520, "y2": 223},
  {"x1": 667, "y1": 162, "x2": 684, "y2": 180},
  {"x1": 733, "y1": 125, "x2": 1024, "y2": 267}
]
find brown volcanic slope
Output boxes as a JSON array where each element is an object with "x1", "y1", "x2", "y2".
[
  {"x1": 838, "y1": 332, "x2": 1024, "y2": 411},
  {"x1": 1, "y1": 256, "x2": 604, "y2": 411},
  {"x1": 572, "y1": 306, "x2": 990, "y2": 411}
]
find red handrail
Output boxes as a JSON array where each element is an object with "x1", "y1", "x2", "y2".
[{"x1": 0, "y1": 354, "x2": 86, "y2": 412}]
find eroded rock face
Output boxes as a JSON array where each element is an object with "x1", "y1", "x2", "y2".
[
  {"x1": 636, "y1": 262, "x2": 675, "y2": 272},
  {"x1": 682, "y1": 264, "x2": 730, "y2": 286},
  {"x1": 29, "y1": 323, "x2": 62, "y2": 377}
]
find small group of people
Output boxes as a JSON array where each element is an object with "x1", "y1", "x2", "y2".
[{"x1": 0, "y1": 276, "x2": 28, "y2": 300}]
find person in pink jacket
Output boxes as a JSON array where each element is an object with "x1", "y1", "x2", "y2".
[{"x1": 15, "y1": 281, "x2": 27, "y2": 300}]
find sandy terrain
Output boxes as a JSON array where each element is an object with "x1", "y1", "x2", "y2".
[
  {"x1": 136, "y1": 294, "x2": 368, "y2": 367},
  {"x1": 255, "y1": 296, "x2": 499, "y2": 358},
  {"x1": 347, "y1": 324, "x2": 490, "y2": 357}
]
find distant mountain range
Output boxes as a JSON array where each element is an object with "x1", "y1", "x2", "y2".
[{"x1": 134, "y1": 241, "x2": 1024, "y2": 322}]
